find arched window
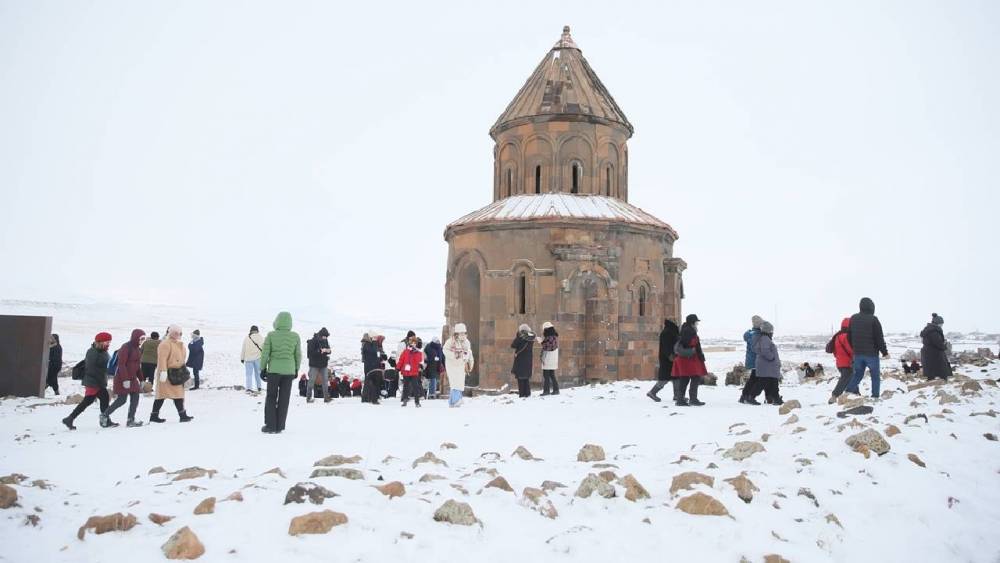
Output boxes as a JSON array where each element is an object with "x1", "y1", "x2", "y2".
[
  {"x1": 506, "y1": 168, "x2": 513, "y2": 196},
  {"x1": 638, "y1": 285, "x2": 647, "y2": 317},
  {"x1": 605, "y1": 166, "x2": 612, "y2": 196},
  {"x1": 571, "y1": 163, "x2": 580, "y2": 194},
  {"x1": 534, "y1": 165, "x2": 541, "y2": 194},
  {"x1": 518, "y1": 274, "x2": 527, "y2": 314}
]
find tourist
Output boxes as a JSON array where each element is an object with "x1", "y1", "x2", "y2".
[
  {"x1": 306, "y1": 327, "x2": 332, "y2": 403},
  {"x1": 443, "y1": 323, "x2": 474, "y2": 408},
  {"x1": 241, "y1": 326, "x2": 264, "y2": 393},
  {"x1": 539, "y1": 321, "x2": 560, "y2": 396},
  {"x1": 140, "y1": 331, "x2": 160, "y2": 383},
  {"x1": 671, "y1": 314, "x2": 706, "y2": 406},
  {"x1": 920, "y1": 313, "x2": 953, "y2": 381},
  {"x1": 46, "y1": 334, "x2": 62, "y2": 395},
  {"x1": 845, "y1": 297, "x2": 889, "y2": 399},
  {"x1": 298, "y1": 373, "x2": 308, "y2": 397},
  {"x1": 396, "y1": 330, "x2": 416, "y2": 358},
  {"x1": 801, "y1": 362, "x2": 816, "y2": 379},
  {"x1": 151, "y1": 325, "x2": 194, "y2": 423},
  {"x1": 338, "y1": 375, "x2": 351, "y2": 398},
  {"x1": 749, "y1": 321, "x2": 783, "y2": 405},
  {"x1": 361, "y1": 332, "x2": 385, "y2": 404},
  {"x1": 511, "y1": 324, "x2": 535, "y2": 398},
  {"x1": 648, "y1": 319, "x2": 679, "y2": 402},
  {"x1": 62, "y1": 332, "x2": 114, "y2": 430},
  {"x1": 328, "y1": 373, "x2": 340, "y2": 398},
  {"x1": 186, "y1": 329, "x2": 204, "y2": 390},
  {"x1": 738, "y1": 315, "x2": 764, "y2": 404},
  {"x1": 826, "y1": 318, "x2": 854, "y2": 404},
  {"x1": 398, "y1": 339, "x2": 424, "y2": 407},
  {"x1": 351, "y1": 377, "x2": 362, "y2": 397},
  {"x1": 424, "y1": 336, "x2": 444, "y2": 399},
  {"x1": 102, "y1": 328, "x2": 146, "y2": 428},
  {"x1": 260, "y1": 312, "x2": 301, "y2": 434}
]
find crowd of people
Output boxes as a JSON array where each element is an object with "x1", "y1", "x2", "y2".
[{"x1": 54, "y1": 297, "x2": 965, "y2": 433}]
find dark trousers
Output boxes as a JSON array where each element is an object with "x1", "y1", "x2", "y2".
[
  {"x1": 649, "y1": 379, "x2": 668, "y2": 396},
  {"x1": 831, "y1": 367, "x2": 852, "y2": 397},
  {"x1": 191, "y1": 368, "x2": 201, "y2": 388},
  {"x1": 152, "y1": 398, "x2": 185, "y2": 416},
  {"x1": 264, "y1": 374, "x2": 294, "y2": 431},
  {"x1": 542, "y1": 370, "x2": 559, "y2": 394},
  {"x1": 105, "y1": 392, "x2": 139, "y2": 420},
  {"x1": 46, "y1": 365, "x2": 60, "y2": 394},
  {"x1": 517, "y1": 378, "x2": 531, "y2": 398},
  {"x1": 141, "y1": 363, "x2": 156, "y2": 383},
  {"x1": 749, "y1": 377, "x2": 780, "y2": 403},
  {"x1": 67, "y1": 388, "x2": 109, "y2": 421},
  {"x1": 673, "y1": 377, "x2": 700, "y2": 401},
  {"x1": 401, "y1": 376, "x2": 422, "y2": 404},
  {"x1": 740, "y1": 369, "x2": 758, "y2": 399}
]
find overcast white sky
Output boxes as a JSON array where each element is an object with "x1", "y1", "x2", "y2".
[{"x1": 1, "y1": 1, "x2": 997, "y2": 337}]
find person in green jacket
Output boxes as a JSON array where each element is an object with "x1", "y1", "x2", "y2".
[
  {"x1": 261, "y1": 311, "x2": 301, "y2": 434},
  {"x1": 140, "y1": 331, "x2": 160, "y2": 383}
]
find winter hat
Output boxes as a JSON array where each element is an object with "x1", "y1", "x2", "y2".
[
  {"x1": 932, "y1": 313, "x2": 944, "y2": 325},
  {"x1": 192, "y1": 329, "x2": 201, "y2": 336},
  {"x1": 249, "y1": 325, "x2": 259, "y2": 334},
  {"x1": 95, "y1": 332, "x2": 112, "y2": 343},
  {"x1": 150, "y1": 331, "x2": 160, "y2": 339},
  {"x1": 167, "y1": 325, "x2": 182, "y2": 338},
  {"x1": 760, "y1": 321, "x2": 774, "y2": 335},
  {"x1": 685, "y1": 314, "x2": 701, "y2": 324},
  {"x1": 518, "y1": 323, "x2": 532, "y2": 333},
  {"x1": 542, "y1": 321, "x2": 554, "y2": 330},
  {"x1": 318, "y1": 327, "x2": 330, "y2": 337},
  {"x1": 751, "y1": 315, "x2": 763, "y2": 329},
  {"x1": 432, "y1": 336, "x2": 441, "y2": 344},
  {"x1": 454, "y1": 323, "x2": 467, "y2": 334}
]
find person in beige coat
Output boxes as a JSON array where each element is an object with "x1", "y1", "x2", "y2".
[{"x1": 151, "y1": 325, "x2": 194, "y2": 423}]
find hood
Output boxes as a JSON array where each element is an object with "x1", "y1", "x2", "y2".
[
  {"x1": 859, "y1": 298, "x2": 875, "y2": 314},
  {"x1": 664, "y1": 319, "x2": 680, "y2": 334},
  {"x1": 129, "y1": 329, "x2": 146, "y2": 347},
  {"x1": 273, "y1": 311, "x2": 293, "y2": 331},
  {"x1": 840, "y1": 318, "x2": 851, "y2": 330}
]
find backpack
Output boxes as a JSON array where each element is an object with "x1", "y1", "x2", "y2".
[
  {"x1": 107, "y1": 350, "x2": 120, "y2": 375},
  {"x1": 825, "y1": 334, "x2": 837, "y2": 354},
  {"x1": 71, "y1": 360, "x2": 86, "y2": 381},
  {"x1": 673, "y1": 341, "x2": 695, "y2": 359}
]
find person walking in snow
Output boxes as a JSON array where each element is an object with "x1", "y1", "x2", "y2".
[
  {"x1": 306, "y1": 327, "x2": 332, "y2": 403},
  {"x1": 398, "y1": 339, "x2": 424, "y2": 407},
  {"x1": 46, "y1": 334, "x2": 63, "y2": 395},
  {"x1": 62, "y1": 332, "x2": 114, "y2": 430},
  {"x1": 845, "y1": 297, "x2": 889, "y2": 399},
  {"x1": 260, "y1": 312, "x2": 301, "y2": 433},
  {"x1": 443, "y1": 323, "x2": 474, "y2": 407},
  {"x1": 538, "y1": 321, "x2": 560, "y2": 396},
  {"x1": 241, "y1": 326, "x2": 264, "y2": 393},
  {"x1": 396, "y1": 330, "x2": 416, "y2": 358},
  {"x1": 140, "y1": 331, "x2": 160, "y2": 384},
  {"x1": 648, "y1": 319, "x2": 679, "y2": 402},
  {"x1": 738, "y1": 315, "x2": 764, "y2": 404},
  {"x1": 749, "y1": 321, "x2": 783, "y2": 405},
  {"x1": 151, "y1": 325, "x2": 194, "y2": 423},
  {"x1": 920, "y1": 313, "x2": 953, "y2": 381},
  {"x1": 671, "y1": 314, "x2": 707, "y2": 406},
  {"x1": 423, "y1": 336, "x2": 444, "y2": 399},
  {"x1": 103, "y1": 328, "x2": 146, "y2": 427},
  {"x1": 361, "y1": 332, "x2": 386, "y2": 404},
  {"x1": 186, "y1": 330, "x2": 204, "y2": 390},
  {"x1": 511, "y1": 324, "x2": 535, "y2": 398},
  {"x1": 826, "y1": 318, "x2": 854, "y2": 403}
]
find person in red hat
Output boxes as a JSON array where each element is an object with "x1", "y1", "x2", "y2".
[{"x1": 62, "y1": 332, "x2": 114, "y2": 430}]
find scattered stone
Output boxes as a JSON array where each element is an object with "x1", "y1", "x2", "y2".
[
  {"x1": 480, "y1": 452, "x2": 502, "y2": 461},
  {"x1": 310, "y1": 467, "x2": 364, "y2": 480},
  {"x1": 313, "y1": 454, "x2": 362, "y2": 467},
  {"x1": 706, "y1": 462, "x2": 719, "y2": 469},
  {"x1": 905, "y1": 414, "x2": 929, "y2": 426},
  {"x1": 881, "y1": 390, "x2": 895, "y2": 400},
  {"x1": 259, "y1": 467, "x2": 286, "y2": 479},
  {"x1": 671, "y1": 455, "x2": 697, "y2": 464},
  {"x1": 795, "y1": 458, "x2": 813, "y2": 466},
  {"x1": 288, "y1": 510, "x2": 348, "y2": 535},
  {"x1": 598, "y1": 470, "x2": 618, "y2": 483},
  {"x1": 440, "y1": 443, "x2": 458, "y2": 450},
  {"x1": 792, "y1": 426, "x2": 807, "y2": 434},
  {"x1": 764, "y1": 555, "x2": 791, "y2": 563},
  {"x1": 24, "y1": 514, "x2": 40, "y2": 527},
  {"x1": 0, "y1": 473, "x2": 27, "y2": 485},
  {"x1": 376, "y1": 481, "x2": 406, "y2": 499},
  {"x1": 908, "y1": 379, "x2": 945, "y2": 392},
  {"x1": 412, "y1": 452, "x2": 448, "y2": 469},
  {"x1": 971, "y1": 410, "x2": 999, "y2": 418},
  {"x1": 837, "y1": 406, "x2": 874, "y2": 418},
  {"x1": 63, "y1": 393, "x2": 83, "y2": 405},
  {"x1": 574, "y1": 474, "x2": 615, "y2": 499},
  {"x1": 670, "y1": 472, "x2": 714, "y2": 495},
  {"x1": 77, "y1": 513, "x2": 138, "y2": 540},
  {"x1": 853, "y1": 444, "x2": 872, "y2": 459},
  {"x1": 0, "y1": 484, "x2": 17, "y2": 509},
  {"x1": 722, "y1": 441, "x2": 766, "y2": 461},
  {"x1": 845, "y1": 429, "x2": 891, "y2": 456},
  {"x1": 485, "y1": 476, "x2": 513, "y2": 493},
  {"x1": 193, "y1": 497, "x2": 215, "y2": 515},
  {"x1": 149, "y1": 513, "x2": 174, "y2": 526},
  {"x1": 782, "y1": 415, "x2": 799, "y2": 426},
  {"x1": 171, "y1": 467, "x2": 217, "y2": 482},
  {"x1": 540, "y1": 480, "x2": 566, "y2": 491},
  {"x1": 778, "y1": 400, "x2": 801, "y2": 415},
  {"x1": 885, "y1": 425, "x2": 901, "y2": 437},
  {"x1": 837, "y1": 395, "x2": 865, "y2": 409},
  {"x1": 148, "y1": 466, "x2": 167, "y2": 475},
  {"x1": 908, "y1": 454, "x2": 926, "y2": 468},
  {"x1": 433, "y1": 500, "x2": 479, "y2": 526},
  {"x1": 161, "y1": 526, "x2": 205, "y2": 560},
  {"x1": 520, "y1": 487, "x2": 558, "y2": 518},
  {"x1": 592, "y1": 462, "x2": 619, "y2": 469},
  {"x1": 725, "y1": 364, "x2": 750, "y2": 386},
  {"x1": 450, "y1": 484, "x2": 469, "y2": 495},
  {"x1": 512, "y1": 446, "x2": 537, "y2": 460},
  {"x1": 419, "y1": 474, "x2": 446, "y2": 483},
  {"x1": 985, "y1": 433, "x2": 998, "y2": 442},
  {"x1": 675, "y1": 492, "x2": 729, "y2": 516},
  {"x1": 826, "y1": 513, "x2": 843, "y2": 528},
  {"x1": 285, "y1": 483, "x2": 338, "y2": 505},
  {"x1": 937, "y1": 391, "x2": 960, "y2": 405},
  {"x1": 724, "y1": 474, "x2": 758, "y2": 503},
  {"x1": 798, "y1": 488, "x2": 819, "y2": 507},
  {"x1": 761, "y1": 434, "x2": 771, "y2": 443},
  {"x1": 576, "y1": 444, "x2": 606, "y2": 462},
  {"x1": 381, "y1": 456, "x2": 398, "y2": 464},
  {"x1": 701, "y1": 373, "x2": 718, "y2": 386},
  {"x1": 620, "y1": 474, "x2": 650, "y2": 502}
]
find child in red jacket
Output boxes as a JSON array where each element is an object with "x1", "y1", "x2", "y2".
[
  {"x1": 827, "y1": 318, "x2": 854, "y2": 403},
  {"x1": 398, "y1": 341, "x2": 424, "y2": 408}
]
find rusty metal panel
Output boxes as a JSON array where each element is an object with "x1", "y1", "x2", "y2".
[{"x1": 0, "y1": 315, "x2": 51, "y2": 398}]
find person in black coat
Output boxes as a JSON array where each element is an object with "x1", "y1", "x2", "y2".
[
  {"x1": 846, "y1": 297, "x2": 889, "y2": 398},
  {"x1": 186, "y1": 330, "x2": 205, "y2": 390},
  {"x1": 510, "y1": 324, "x2": 535, "y2": 398},
  {"x1": 648, "y1": 319, "x2": 679, "y2": 402},
  {"x1": 920, "y1": 313, "x2": 953, "y2": 380},
  {"x1": 47, "y1": 334, "x2": 63, "y2": 395}
]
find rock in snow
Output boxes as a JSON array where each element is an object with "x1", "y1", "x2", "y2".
[
  {"x1": 575, "y1": 474, "x2": 615, "y2": 499},
  {"x1": 670, "y1": 472, "x2": 715, "y2": 495},
  {"x1": 412, "y1": 452, "x2": 448, "y2": 469},
  {"x1": 433, "y1": 500, "x2": 479, "y2": 526},
  {"x1": 0, "y1": 484, "x2": 17, "y2": 509},
  {"x1": 845, "y1": 429, "x2": 891, "y2": 456},
  {"x1": 620, "y1": 474, "x2": 650, "y2": 502},
  {"x1": 777, "y1": 400, "x2": 801, "y2": 415},
  {"x1": 485, "y1": 476, "x2": 514, "y2": 493},
  {"x1": 313, "y1": 454, "x2": 362, "y2": 467},
  {"x1": 288, "y1": 510, "x2": 348, "y2": 535},
  {"x1": 375, "y1": 481, "x2": 406, "y2": 499},
  {"x1": 161, "y1": 526, "x2": 205, "y2": 560},
  {"x1": 675, "y1": 492, "x2": 730, "y2": 516},
  {"x1": 149, "y1": 513, "x2": 174, "y2": 526},
  {"x1": 193, "y1": 497, "x2": 215, "y2": 515},
  {"x1": 576, "y1": 444, "x2": 606, "y2": 462},
  {"x1": 722, "y1": 441, "x2": 766, "y2": 461},
  {"x1": 724, "y1": 474, "x2": 759, "y2": 503},
  {"x1": 285, "y1": 482, "x2": 338, "y2": 505},
  {"x1": 512, "y1": 445, "x2": 538, "y2": 460},
  {"x1": 310, "y1": 467, "x2": 364, "y2": 480},
  {"x1": 77, "y1": 513, "x2": 138, "y2": 540}
]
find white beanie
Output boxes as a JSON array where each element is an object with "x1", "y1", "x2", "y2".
[{"x1": 454, "y1": 323, "x2": 467, "y2": 334}]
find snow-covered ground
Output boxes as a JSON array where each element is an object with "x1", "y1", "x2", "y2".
[{"x1": 1, "y1": 302, "x2": 1000, "y2": 562}]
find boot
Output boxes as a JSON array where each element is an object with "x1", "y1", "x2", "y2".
[
  {"x1": 261, "y1": 425, "x2": 275, "y2": 434},
  {"x1": 647, "y1": 391, "x2": 661, "y2": 402},
  {"x1": 675, "y1": 398, "x2": 690, "y2": 407},
  {"x1": 62, "y1": 417, "x2": 76, "y2": 430},
  {"x1": 179, "y1": 411, "x2": 193, "y2": 422},
  {"x1": 689, "y1": 398, "x2": 705, "y2": 406},
  {"x1": 126, "y1": 419, "x2": 144, "y2": 428},
  {"x1": 99, "y1": 414, "x2": 109, "y2": 428},
  {"x1": 150, "y1": 412, "x2": 166, "y2": 423},
  {"x1": 745, "y1": 397, "x2": 761, "y2": 405}
]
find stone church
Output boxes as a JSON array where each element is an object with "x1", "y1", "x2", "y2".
[{"x1": 444, "y1": 26, "x2": 686, "y2": 390}]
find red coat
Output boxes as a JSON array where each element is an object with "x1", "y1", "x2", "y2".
[
  {"x1": 397, "y1": 348, "x2": 423, "y2": 378},
  {"x1": 833, "y1": 319, "x2": 854, "y2": 369},
  {"x1": 671, "y1": 334, "x2": 708, "y2": 377},
  {"x1": 113, "y1": 329, "x2": 145, "y2": 395}
]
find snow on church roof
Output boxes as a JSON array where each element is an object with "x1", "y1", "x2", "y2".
[{"x1": 446, "y1": 193, "x2": 676, "y2": 236}]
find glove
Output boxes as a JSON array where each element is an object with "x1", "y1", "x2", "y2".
[
  {"x1": 159, "y1": 373, "x2": 167, "y2": 383},
  {"x1": 123, "y1": 380, "x2": 131, "y2": 390}
]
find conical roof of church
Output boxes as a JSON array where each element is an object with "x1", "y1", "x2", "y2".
[{"x1": 490, "y1": 26, "x2": 633, "y2": 138}]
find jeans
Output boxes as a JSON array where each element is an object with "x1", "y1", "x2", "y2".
[
  {"x1": 427, "y1": 377, "x2": 439, "y2": 398},
  {"x1": 848, "y1": 355, "x2": 881, "y2": 398},
  {"x1": 306, "y1": 367, "x2": 329, "y2": 400},
  {"x1": 244, "y1": 359, "x2": 261, "y2": 390},
  {"x1": 831, "y1": 367, "x2": 852, "y2": 397},
  {"x1": 264, "y1": 374, "x2": 295, "y2": 431},
  {"x1": 67, "y1": 387, "x2": 109, "y2": 421},
  {"x1": 191, "y1": 368, "x2": 201, "y2": 388},
  {"x1": 543, "y1": 370, "x2": 559, "y2": 394},
  {"x1": 105, "y1": 392, "x2": 139, "y2": 420},
  {"x1": 449, "y1": 388, "x2": 463, "y2": 407}
]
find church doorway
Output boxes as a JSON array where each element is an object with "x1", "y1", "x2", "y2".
[{"x1": 458, "y1": 263, "x2": 481, "y2": 386}]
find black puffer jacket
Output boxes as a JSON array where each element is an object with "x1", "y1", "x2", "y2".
[
  {"x1": 82, "y1": 345, "x2": 110, "y2": 389},
  {"x1": 920, "y1": 323, "x2": 952, "y2": 380},
  {"x1": 510, "y1": 332, "x2": 535, "y2": 380},
  {"x1": 848, "y1": 298, "x2": 888, "y2": 357},
  {"x1": 657, "y1": 320, "x2": 679, "y2": 380},
  {"x1": 307, "y1": 335, "x2": 331, "y2": 368}
]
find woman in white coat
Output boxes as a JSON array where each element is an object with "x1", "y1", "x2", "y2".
[
  {"x1": 442, "y1": 323, "x2": 474, "y2": 408},
  {"x1": 538, "y1": 321, "x2": 560, "y2": 395}
]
